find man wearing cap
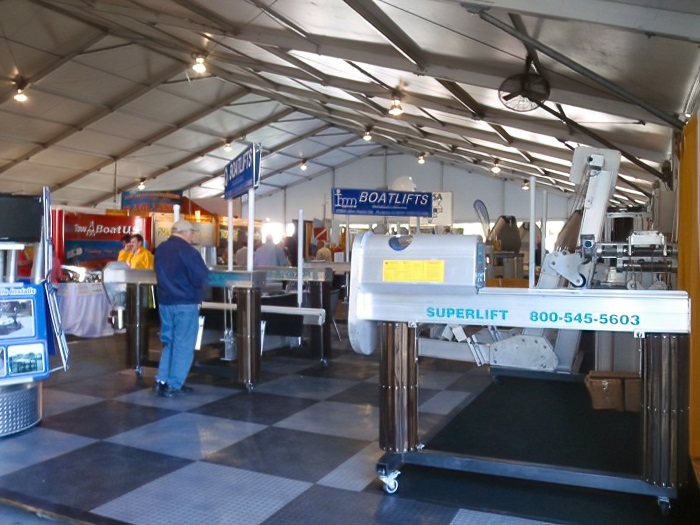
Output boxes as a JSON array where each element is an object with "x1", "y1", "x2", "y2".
[{"x1": 153, "y1": 219, "x2": 209, "y2": 397}]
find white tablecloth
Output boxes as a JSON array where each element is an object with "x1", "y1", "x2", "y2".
[{"x1": 57, "y1": 283, "x2": 114, "y2": 338}]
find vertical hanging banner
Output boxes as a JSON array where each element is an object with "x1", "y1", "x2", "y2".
[{"x1": 224, "y1": 144, "x2": 261, "y2": 200}]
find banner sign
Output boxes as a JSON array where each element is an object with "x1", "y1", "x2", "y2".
[
  {"x1": 224, "y1": 144, "x2": 260, "y2": 200},
  {"x1": 332, "y1": 187, "x2": 433, "y2": 217},
  {"x1": 121, "y1": 190, "x2": 182, "y2": 213},
  {"x1": 63, "y1": 213, "x2": 150, "y2": 269}
]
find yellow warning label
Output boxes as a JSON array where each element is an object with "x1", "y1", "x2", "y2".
[{"x1": 382, "y1": 260, "x2": 445, "y2": 283}]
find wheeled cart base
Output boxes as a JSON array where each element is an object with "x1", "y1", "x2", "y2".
[{"x1": 375, "y1": 323, "x2": 689, "y2": 516}]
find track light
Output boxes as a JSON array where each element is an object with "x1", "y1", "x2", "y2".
[
  {"x1": 192, "y1": 54, "x2": 207, "y2": 73},
  {"x1": 300, "y1": 160, "x2": 308, "y2": 171},
  {"x1": 490, "y1": 159, "x2": 501, "y2": 174},
  {"x1": 137, "y1": 178, "x2": 146, "y2": 191},
  {"x1": 224, "y1": 142, "x2": 232, "y2": 152},
  {"x1": 13, "y1": 76, "x2": 28, "y2": 102},
  {"x1": 388, "y1": 97, "x2": 403, "y2": 116},
  {"x1": 363, "y1": 130, "x2": 372, "y2": 141},
  {"x1": 417, "y1": 154, "x2": 425, "y2": 164}
]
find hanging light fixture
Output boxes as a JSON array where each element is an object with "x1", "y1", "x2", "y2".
[
  {"x1": 490, "y1": 159, "x2": 501, "y2": 174},
  {"x1": 192, "y1": 54, "x2": 207, "y2": 73},
  {"x1": 13, "y1": 76, "x2": 28, "y2": 102},
  {"x1": 223, "y1": 142, "x2": 232, "y2": 152},
  {"x1": 300, "y1": 160, "x2": 308, "y2": 171},
  {"x1": 388, "y1": 97, "x2": 404, "y2": 116},
  {"x1": 522, "y1": 179, "x2": 530, "y2": 190},
  {"x1": 363, "y1": 130, "x2": 372, "y2": 141},
  {"x1": 417, "y1": 153, "x2": 425, "y2": 164},
  {"x1": 137, "y1": 178, "x2": 146, "y2": 191}
]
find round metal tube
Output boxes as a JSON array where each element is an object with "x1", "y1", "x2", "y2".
[
  {"x1": 235, "y1": 287, "x2": 261, "y2": 388},
  {"x1": 126, "y1": 283, "x2": 149, "y2": 370}
]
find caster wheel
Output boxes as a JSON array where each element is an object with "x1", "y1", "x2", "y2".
[
  {"x1": 245, "y1": 383, "x2": 255, "y2": 393},
  {"x1": 657, "y1": 498, "x2": 671, "y2": 516},
  {"x1": 320, "y1": 357, "x2": 329, "y2": 367},
  {"x1": 134, "y1": 367, "x2": 143, "y2": 378},
  {"x1": 384, "y1": 479, "x2": 398, "y2": 494}
]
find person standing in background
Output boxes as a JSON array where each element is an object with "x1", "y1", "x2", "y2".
[
  {"x1": 128, "y1": 233, "x2": 154, "y2": 269},
  {"x1": 117, "y1": 234, "x2": 132, "y2": 263},
  {"x1": 254, "y1": 234, "x2": 289, "y2": 266},
  {"x1": 153, "y1": 219, "x2": 209, "y2": 397}
]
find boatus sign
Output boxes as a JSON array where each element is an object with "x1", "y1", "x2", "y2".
[
  {"x1": 332, "y1": 187, "x2": 432, "y2": 217},
  {"x1": 224, "y1": 144, "x2": 261, "y2": 200}
]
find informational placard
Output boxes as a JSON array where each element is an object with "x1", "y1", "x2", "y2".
[
  {"x1": 224, "y1": 144, "x2": 261, "y2": 200},
  {"x1": 332, "y1": 187, "x2": 433, "y2": 217}
]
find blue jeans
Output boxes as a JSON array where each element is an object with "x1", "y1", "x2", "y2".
[{"x1": 157, "y1": 304, "x2": 199, "y2": 389}]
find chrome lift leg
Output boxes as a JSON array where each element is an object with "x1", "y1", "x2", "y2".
[{"x1": 376, "y1": 321, "x2": 418, "y2": 493}]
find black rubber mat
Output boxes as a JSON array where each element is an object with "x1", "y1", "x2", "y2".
[{"x1": 428, "y1": 375, "x2": 641, "y2": 474}]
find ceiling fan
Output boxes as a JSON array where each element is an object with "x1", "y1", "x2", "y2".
[{"x1": 498, "y1": 59, "x2": 550, "y2": 112}]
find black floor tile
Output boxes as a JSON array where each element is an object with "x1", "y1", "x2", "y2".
[
  {"x1": 262, "y1": 484, "x2": 458, "y2": 525},
  {"x1": 445, "y1": 372, "x2": 493, "y2": 392},
  {"x1": 298, "y1": 361, "x2": 379, "y2": 381},
  {"x1": 204, "y1": 426, "x2": 369, "y2": 482},
  {"x1": 41, "y1": 400, "x2": 179, "y2": 439},
  {"x1": 327, "y1": 382, "x2": 380, "y2": 406},
  {"x1": 191, "y1": 392, "x2": 319, "y2": 425},
  {"x1": 0, "y1": 442, "x2": 191, "y2": 512},
  {"x1": 48, "y1": 370, "x2": 152, "y2": 398}
]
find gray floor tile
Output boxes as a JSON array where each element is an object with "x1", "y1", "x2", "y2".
[
  {"x1": 451, "y1": 508, "x2": 556, "y2": 525},
  {"x1": 317, "y1": 442, "x2": 383, "y2": 492},
  {"x1": 115, "y1": 383, "x2": 238, "y2": 410},
  {"x1": 0, "y1": 427, "x2": 95, "y2": 477},
  {"x1": 419, "y1": 369, "x2": 465, "y2": 390},
  {"x1": 93, "y1": 462, "x2": 311, "y2": 525},
  {"x1": 274, "y1": 400, "x2": 379, "y2": 441},
  {"x1": 419, "y1": 390, "x2": 475, "y2": 415},
  {"x1": 205, "y1": 426, "x2": 370, "y2": 482},
  {"x1": 41, "y1": 388, "x2": 103, "y2": 417},
  {"x1": 107, "y1": 412, "x2": 266, "y2": 460}
]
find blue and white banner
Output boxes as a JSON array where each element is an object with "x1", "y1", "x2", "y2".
[
  {"x1": 224, "y1": 144, "x2": 260, "y2": 200},
  {"x1": 332, "y1": 187, "x2": 433, "y2": 217}
]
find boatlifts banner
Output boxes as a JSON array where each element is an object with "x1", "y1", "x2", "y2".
[
  {"x1": 332, "y1": 187, "x2": 433, "y2": 217},
  {"x1": 224, "y1": 144, "x2": 261, "y2": 200}
]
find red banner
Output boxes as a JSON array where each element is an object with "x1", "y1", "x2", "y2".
[{"x1": 62, "y1": 213, "x2": 151, "y2": 269}]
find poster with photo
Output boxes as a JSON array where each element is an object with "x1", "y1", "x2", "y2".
[{"x1": 0, "y1": 299, "x2": 35, "y2": 340}]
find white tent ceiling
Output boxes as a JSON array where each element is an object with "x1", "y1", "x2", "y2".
[{"x1": 1, "y1": 0, "x2": 699, "y2": 209}]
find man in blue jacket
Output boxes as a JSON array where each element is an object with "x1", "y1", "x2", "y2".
[{"x1": 153, "y1": 219, "x2": 209, "y2": 397}]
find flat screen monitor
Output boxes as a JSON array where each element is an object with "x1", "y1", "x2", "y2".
[{"x1": 0, "y1": 194, "x2": 43, "y2": 243}]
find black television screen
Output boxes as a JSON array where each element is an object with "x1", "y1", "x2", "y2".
[{"x1": 0, "y1": 194, "x2": 43, "y2": 243}]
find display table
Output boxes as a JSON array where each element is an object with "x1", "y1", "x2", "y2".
[{"x1": 56, "y1": 283, "x2": 114, "y2": 338}]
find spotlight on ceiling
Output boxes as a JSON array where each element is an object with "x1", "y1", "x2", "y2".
[
  {"x1": 13, "y1": 76, "x2": 28, "y2": 102},
  {"x1": 137, "y1": 178, "x2": 146, "y2": 191},
  {"x1": 490, "y1": 159, "x2": 501, "y2": 174},
  {"x1": 224, "y1": 142, "x2": 232, "y2": 152},
  {"x1": 363, "y1": 130, "x2": 372, "y2": 141},
  {"x1": 388, "y1": 97, "x2": 403, "y2": 116},
  {"x1": 417, "y1": 153, "x2": 425, "y2": 164},
  {"x1": 300, "y1": 160, "x2": 308, "y2": 171},
  {"x1": 192, "y1": 54, "x2": 207, "y2": 73},
  {"x1": 522, "y1": 179, "x2": 529, "y2": 190}
]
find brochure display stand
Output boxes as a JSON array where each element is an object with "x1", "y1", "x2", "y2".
[{"x1": 0, "y1": 188, "x2": 69, "y2": 437}]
